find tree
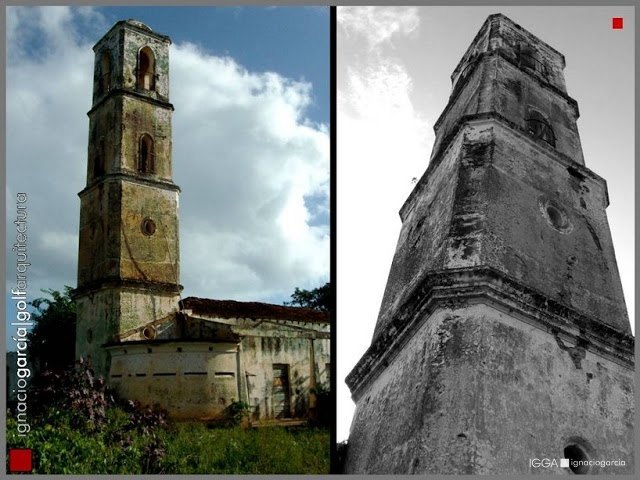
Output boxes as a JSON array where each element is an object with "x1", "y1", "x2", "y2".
[
  {"x1": 27, "y1": 286, "x2": 77, "y2": 372},
  {"x1": 284, "y1": 282, "x2": 330, "y2": 312}
]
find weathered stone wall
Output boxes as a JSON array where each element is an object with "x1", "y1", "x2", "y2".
[
  {"x1": 118, "y1": 289, "x2": 180, "y2": 335},
  {"x1": 77, "y1": 180, "x2": 179, "y2": 288},
  {"x1": 122, "y1": 25, "x2": 170, "y2": 101},
  {"x1": 87, "y1": 95, "x2": 123, "y2": 181},
  {"x1": 120, "y1": 95, "x2": 173, "y2": 180},
  {"x1": 92, "y1": 21, "x2": 170, "y2": 105},
  {"x1": 347, "y1": 13, "x2": 633, "y2": 476},
  {"x1": 75, "y1": 288, "x2": 121, "y2": 375},
  {"x1": 106, "y1": 333, "x2": 329, "y2": 421},
  {"x1": 372, "y1": 118, "x2": 628, "y2": 343},
  {"x1": 242, "y1": 336, "x2": 330, "y2": 419},
  {"x1": 119, "y1": 182, "x2": 180, "y2": 284},
  {"x1": 109, "y1": 342, "x2": 240, "y2": 420},
  {"x1": 481, "y1": 121, "x2": 628, "y2": 332},
  {"x1": 75, "y1": 287, "x2": 180, "y2": 377},
  {"x1": 435, "y1": 55, "x2": 582, "y2": 167},
  {"x1": 486, "y1": 55, "x2": 583, "y2": 163},
  {"x1": 372, "y1": 132, "x2": 463, "y2": 341},
  {"x1": 487, "y1": 14, "x2": 567, "y2": 92},
  {"x1": 345, "y1": 304, "x2": 634, "y2": 474},
  {"x1": 77, "y1": 180, "x2": 122, "y2": 286}
]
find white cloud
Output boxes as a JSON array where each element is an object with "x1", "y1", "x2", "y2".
[
  {"x1": 338, "y1": 6, "x2": 420, "y2": 50},
  {"x1": 337, "y1": 6, "x2": 430, "y2": 442},
  {"x1": 171, "y1": 42, "x2": 329, "y2": 300},
  {"x1": 6, "y1": 6, "x2": 329, "y2": 304}
]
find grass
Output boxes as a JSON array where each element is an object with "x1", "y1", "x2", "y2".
[
  {"x1": 162, "y1": 423, "x2": 330, "y2": 474},
  {"x1": 6, "y1": 411, "x2": 329, "y2": 474}
]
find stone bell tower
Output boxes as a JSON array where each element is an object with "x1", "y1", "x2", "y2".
[
  {"x1": 345, "y1": 14, "x2": 633, "y2": 474},
  {"x1": 74, "y1": 20, "x2": 181, "y2": 377}
]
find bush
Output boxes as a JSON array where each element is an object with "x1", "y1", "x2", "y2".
[
  {"x1": 7, "y1": 359, "x2": 169, "y2": 474},
  {"x1": 222, "y1": 400, "x2": 251, "y2": 427},
  {"x1": 6, "y1": 360, "x2": 329, "y2": 474}
]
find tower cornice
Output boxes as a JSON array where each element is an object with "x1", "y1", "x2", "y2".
[
  {"x1": 402, "y1": 113, "x2": 608, "y2": 223},
  {"x1": 72, "y1": 278, "x2": 183, "y2": 300},
  {"x1": 346, "y1": 266, "x2": 634, "y2": 402},
  {"x1": 87, "y1": 88, "x2": 174, "y2": 115},
  {"x1": 78, "y1": 172, "x2": 181, "y2": 198}
]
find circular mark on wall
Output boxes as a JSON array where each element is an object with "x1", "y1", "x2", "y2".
[
  {"x1": 141, "y1": 217, "x2": 156, "y2": 236},
  {"x1": 539, "y1": 198, "x2": 573, "y2": 234},
  {"x1": 142, "y1": 325, "x2": 156, "y2": 340}
]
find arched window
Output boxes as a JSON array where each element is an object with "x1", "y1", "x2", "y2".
[
  {"x1": 100, "y1": 51, "x2": 111, "y2": 93},
  {"x1": 138, "y1": 134, "x2": 155, "y2": 174},
  {"x1": 526, "y1": 110, "x2": 555, "y2": 147},
  {"x1": 137, "y1": 47, "x2": 155, "y2": 91},
  {"x1": 94, "y1": 137, "x2": 105, "y2": 178},
  {"x1": 518, "y1": 44, "x2": 548, "y2": 77}
]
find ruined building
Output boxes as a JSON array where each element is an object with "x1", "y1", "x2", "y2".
[
  {"x1": 73, "y1": 20, "x2": 329, "y2": 422},
  {"x1": 344, "y1": 14, "x2": 633, "y2": 474}
]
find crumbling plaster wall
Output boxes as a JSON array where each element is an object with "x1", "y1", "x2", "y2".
[
  {"x1": 77, "y1": 181, "x2": 122, "y2": 285},
  {"x1": 119, "y1": 182, "x2": 180, "y2": 284},
  {"x1": 76, "y1": 288, "x2": 180, "y2": 378},
  {"x1": 105, "y1": 318, "x2": 329, "y2": 421},
  {"x1": 373, "y1": 132, "x2": 464, "y2": 341},
  {"x1": 345, "y1": 304, "x2": 634, "y2": 474},
  {"x1": 109, "y1": 342, "x2": 240, "y2": 420},
  {"x1": 242, "y1": 335, "x2": 330, "y2": 419},
  {"x1": 120, "y1": 96, "x2": 173, "y2": 180},
  {"x1": 481, "y1": 122, "x2": 627, "y2": 331},
  {"x1": 122, "y1": 27, "x2": 170, "y2": 101}
]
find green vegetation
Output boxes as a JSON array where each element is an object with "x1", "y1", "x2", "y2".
[
  {"x1": 7, "y1": 359, "x2": 328, "y2": 474},
  {"x1": 284, "y1": 282, "x2": 331, "y2": 311},
  {"x1": 6, "y1": 415, "x2": 329, "y2": 474},
  {"x1": 27, "y1": 287, "x2": 76, "y2": 372},
  {"x1": 161, "y1": 424, "x2": 329, "y2": 474},
  {"x1": 12, "y1": 287, "x2": 331, "y2": 474}
]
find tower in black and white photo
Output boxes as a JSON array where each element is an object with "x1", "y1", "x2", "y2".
[{"x1": 344, "y1": 14, "x2": 633, "y2": 475}]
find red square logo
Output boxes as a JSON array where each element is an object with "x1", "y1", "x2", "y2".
[
  {"x1": 8, "y1": 448, "x2": 33, "y2": 473},
  {"x1": 612, "y1": 17, "x2": 623, "y2": 29}
]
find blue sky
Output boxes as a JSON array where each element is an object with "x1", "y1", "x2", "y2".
[
  {"x1": 5, "y1": 6, "x2": 330, "y2": 350},
  {"x1": 97, "y1": 6, "x2": 330, "y2": 125}
]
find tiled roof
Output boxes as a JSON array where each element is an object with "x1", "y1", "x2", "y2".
[{"x1": 180, "y1": 297, "x2": 330, "y2": 324}]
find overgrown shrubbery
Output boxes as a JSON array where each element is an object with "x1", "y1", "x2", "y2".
[
  {"x1": 6, "y1": 360, "x2": 329, "y2": 474},
  {"x1": 7, "y1": 359, "x2": 169, "y2": 474}
]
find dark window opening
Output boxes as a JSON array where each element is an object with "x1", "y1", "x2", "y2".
[
  {"x1": 93, "y1": 138, "x2": 105, "y2": 178},
  {"x1": 100, "y1": 51, "x2": 111, "y2": 93},
  {"x1": 137, "y1": 46, "x2": 156, "y2": 91},
  {"x1": 138, "y1": 134, "x2": 155, "y2": 174},
  {"x1": 452, "y1": 57, "x2": 478, "y2": 97},
  {"x1": 519, "y1": 45, "x2": 548, "y2": 77},
  {"x1": 526, "y1": 111, "x2": 556, "y2": 147},
  {"x1": 564, "y1": 444, "x2": 590, "y2": 474},
  {"x1": 546, "y1": 205, "x2": 562, "y2": 227},
  {"x1": 459, "y1": 58, "x2": 477, "y2": 84}
]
